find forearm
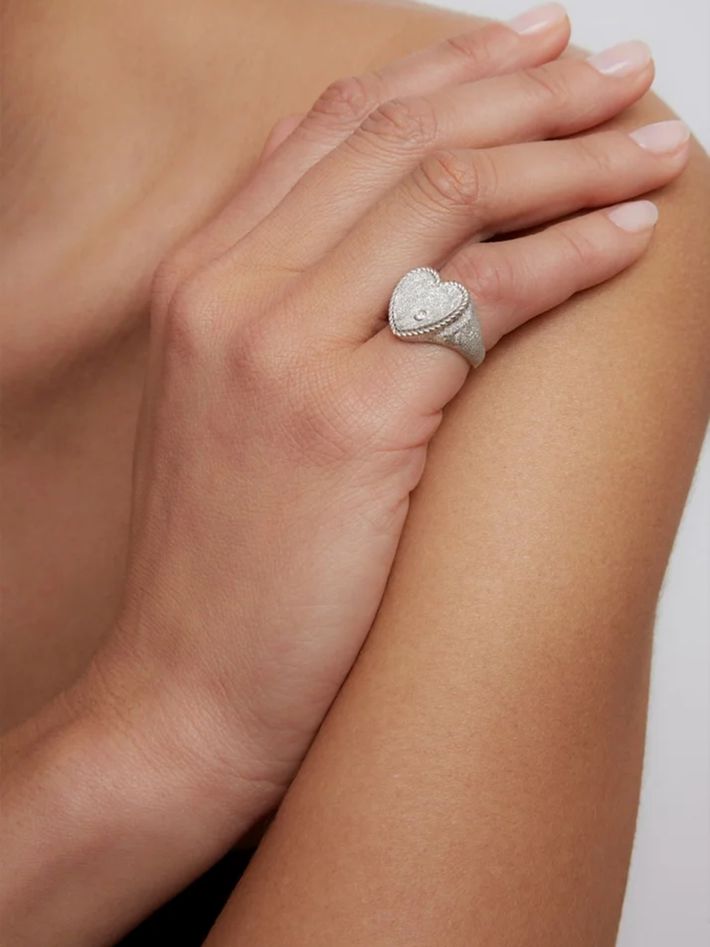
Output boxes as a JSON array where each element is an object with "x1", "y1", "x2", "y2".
[
  {"x1": 205, "y1": 127, "x2": 710, "y2": 945},
  {"x1": 0, "y1": 667, "x2": 268, "y2": 947}
]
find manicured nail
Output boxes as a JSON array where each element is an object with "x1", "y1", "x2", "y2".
[
  {"x1": 508, "y1": 3, "x2": 567, "y2": 35},
  {"x1": 607, "y1": 200, "x2": 659, "y2": 233},
  {"x1": 629, "y1": 120, "x2": 690, "y2": 153},
  {"x1": 587, "y1": 40, "x2": 651, "y2": 76}
]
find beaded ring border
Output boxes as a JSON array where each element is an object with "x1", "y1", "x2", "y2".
[{"x1": 388, "y1": 266, "x2": 486, "y2": 368}]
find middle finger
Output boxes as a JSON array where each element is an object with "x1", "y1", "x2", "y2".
[
  {"x1": 300, "y1": 118, "x2": 689, "y2": 343},
  {"x1": 243, "y1": 42, "x2": 654, "y2": 267}
]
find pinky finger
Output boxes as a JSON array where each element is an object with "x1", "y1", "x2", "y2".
[
  {"x1": 358, "y1": 200, "x2": 659, "y2": 419},
  {"x1": 446, "y1": 199, "x2": 659, "y2": 350}
]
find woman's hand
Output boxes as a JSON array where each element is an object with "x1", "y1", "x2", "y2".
[{"x1": 96, "y1": 10, "x2": 689, "y2": 816}]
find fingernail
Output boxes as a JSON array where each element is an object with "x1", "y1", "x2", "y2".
[
  {"x1": 629, "y1": 120, "x2": 690, "y2": 153},
  {"x1": 508, "y1": 3, "x2": 567, "y2": 35},
  {"x1": 587, "y1": 40, "x2": 652, "y2": 76},
  {"x1": 607, "y1": 200, "x2": 659, "y2": 233}
]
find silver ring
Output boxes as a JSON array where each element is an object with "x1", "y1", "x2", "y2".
[{"x1": 388, "y1": 267, "x2": 485, "y2": 368}]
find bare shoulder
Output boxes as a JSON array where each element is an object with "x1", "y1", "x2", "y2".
[{"x1": 335, "y1": 5, "x2": 710, "y2": 599}]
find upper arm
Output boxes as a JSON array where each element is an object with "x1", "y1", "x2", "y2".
[{"x1": 205, "y1": 7, "x2": 710, "y2": 947}]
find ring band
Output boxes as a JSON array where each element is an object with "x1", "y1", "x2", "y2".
[{"x1": 388, "y1": 267, "x2": 486, "y2": 368}]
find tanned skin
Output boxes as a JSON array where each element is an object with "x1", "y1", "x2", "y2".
[{"x1": 1, "y1": 1, "x2": 708, "y2": 944}]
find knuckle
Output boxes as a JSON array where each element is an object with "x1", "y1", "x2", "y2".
[
  {"x1": 222, "y1": 279, "x2": 298, "y2": 388},
  {"x1": 443, "y1": 28, "x2": 497, "y2": 72},
  {"x1": 557, "y1": 225, "x2": 599, "y2": 269},
  {"x1": 157, "y1": 271, "x2": 222, "y2": 365},
  {"x1": 358, "y1": 95, "x2": 439, "y2": 153},
  {"x1": 449, "y1": 250, "x2": 511, "y2": 309},
  {"x1": 576, "y1": 132, "x2": 623, "y2": 180},
  {"x1": 308, "y1": 74, "x2": 381, "y2": 131},
  {"x1": 414, "y1": 148, "x2": 487, "y2": 213},
  {"x1": 521, "y1": 63, "x2": 573, "y2": 112},
  {"x1": 157, "y1": 252, "x2": 300, "y2": 390},
  {"x1": 151, "y1": 245, "x2": 200, "y2": 317}
]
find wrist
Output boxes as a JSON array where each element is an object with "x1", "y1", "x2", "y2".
[
  {"x1": 78, "y1": 626, "x2": 287, "y2": 835},
  {"x1": 1, "y1": 649, "x2": 280, "y2": 946}
]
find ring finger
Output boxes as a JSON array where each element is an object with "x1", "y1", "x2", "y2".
[{"x1": 300, "y1": 119, "x2": 689, "y2": 343}]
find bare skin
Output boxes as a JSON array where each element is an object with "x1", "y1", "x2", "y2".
[
  {"x1": 1, "y1": 0, "x2": 709, "y2": 945},
  {"x1": 2, "y1": 0, "x2": 496, "y2": 729}
]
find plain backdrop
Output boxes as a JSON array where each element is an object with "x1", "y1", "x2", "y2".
[{"x1": 426, "y1": 1, "x2": 710, "y2": 944}]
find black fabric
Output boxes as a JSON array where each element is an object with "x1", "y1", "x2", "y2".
[{"x1": 116, "y1": 848, "x2": 255, "y2": 946}]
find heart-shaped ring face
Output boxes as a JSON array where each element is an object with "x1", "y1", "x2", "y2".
[{"x1": 389, "y1": 267, "x2": 469, "y2": 337}]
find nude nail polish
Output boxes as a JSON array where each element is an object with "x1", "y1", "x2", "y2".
[
  {"x1": 607, "y1": 201, "x2": 659, "y2": 232},
  {"x1": 629, "y1": 120, "x2": 690, "y2": 153},
  {"x1": 587, "y1": 40, "x2": 652, "y2": 77},
  {"x1": 508, "y1": 3, "x2": 567, "y2": 36}
]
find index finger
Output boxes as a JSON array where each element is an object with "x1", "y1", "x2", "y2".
[{"x1": 162, "y1": 7, "x2": 570, "y2": 288}]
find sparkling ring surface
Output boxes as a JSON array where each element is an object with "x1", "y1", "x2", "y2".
[{"x1": 388, "y1": 267, "x2": 485, "y2": 368}]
